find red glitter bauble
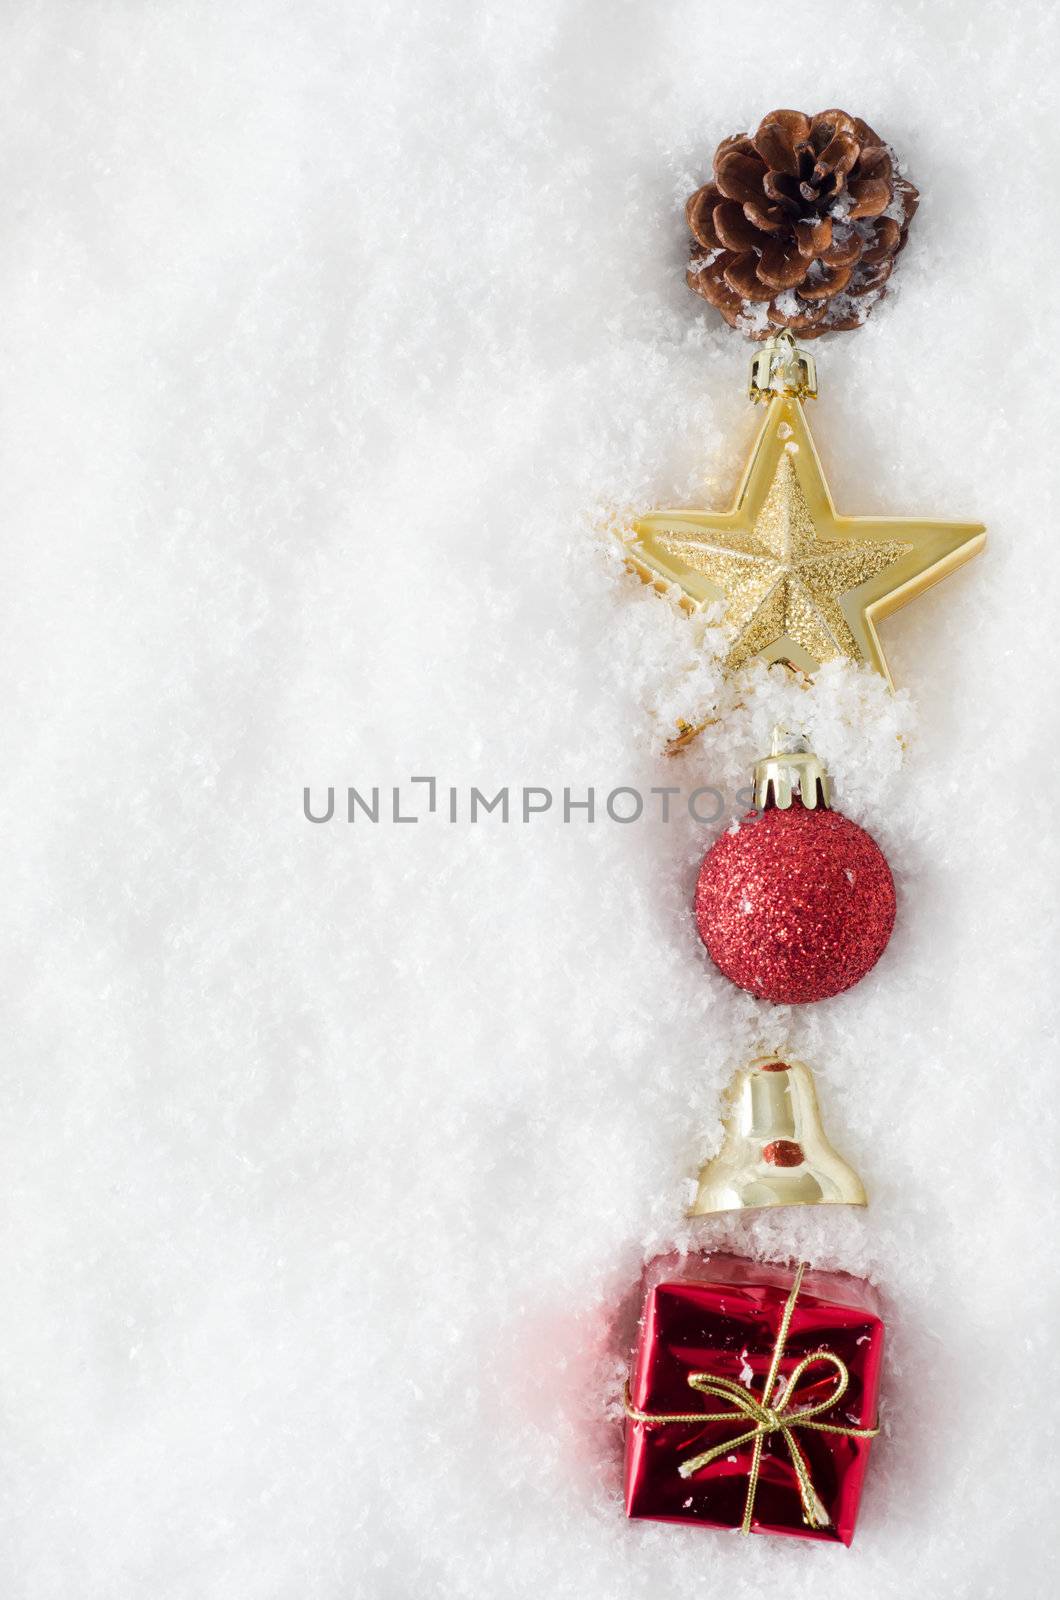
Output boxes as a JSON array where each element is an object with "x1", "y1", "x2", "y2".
[{"x1": 695, "y1": 801, "x2": 896, "y2": 1004}]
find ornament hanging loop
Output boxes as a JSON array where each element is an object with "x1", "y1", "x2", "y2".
[{"x1": 748, "y1": 330, "x2": 818, "y2": 405}]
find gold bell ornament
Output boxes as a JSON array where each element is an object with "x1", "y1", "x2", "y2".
[{"x1": 690, "y1": 1056, "x2": 866, "y2": 1216}]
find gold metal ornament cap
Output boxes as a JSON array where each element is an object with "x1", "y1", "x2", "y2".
[
  {"x1": 747, "y1": 330, "x2": 817, "y2": 404},
  {"x1": 753, "y1": 726, "x2": 833, "y2": 811},
  {"x1": 689, "y1": 1056, "x2": 866, "y2": 1217}
]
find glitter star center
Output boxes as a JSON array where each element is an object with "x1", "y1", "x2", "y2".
[{"x1": 655, "y1": 454, "x2": 910, "y2": 671}]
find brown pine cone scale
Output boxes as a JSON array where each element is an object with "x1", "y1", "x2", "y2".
[{"x1": 686, "y1": 108, "x2": 918, "y2": 338}]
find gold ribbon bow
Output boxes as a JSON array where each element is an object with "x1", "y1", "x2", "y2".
[{"x1": 624, "y1": 1262, "x2": 879, "y2": 1534}]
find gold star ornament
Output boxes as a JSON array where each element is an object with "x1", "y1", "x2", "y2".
[{"x1": 626, "y1": 334, "x2": 984, "y2": 686}]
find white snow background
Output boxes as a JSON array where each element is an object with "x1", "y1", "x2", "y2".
[{"x1": 0, "y1": 2, "x2": 1057, "y2": 1596}]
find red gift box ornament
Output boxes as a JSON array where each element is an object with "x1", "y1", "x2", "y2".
[{"x1": 624, "y1": 1259, "x2": 883, "y2": 1543}]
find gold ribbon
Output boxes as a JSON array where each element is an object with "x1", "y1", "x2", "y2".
[{"x1": 624, "y1": 1262, "x2": 879, "y2": 1534}]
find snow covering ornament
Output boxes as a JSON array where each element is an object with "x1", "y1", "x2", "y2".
[
  {"x1": 611, "y1": 118, "x2": 985, "y2": 1546},
  {"x1": 626, "y1": 330, "x2": 985, "y2": 691},
  {"x1": 695, "y1": 730, "x2": 896, "y2": 1004}
]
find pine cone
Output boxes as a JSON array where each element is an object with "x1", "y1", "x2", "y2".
[{"x1": 686, "y1": 108, "x2": 918, "y2": 338}]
